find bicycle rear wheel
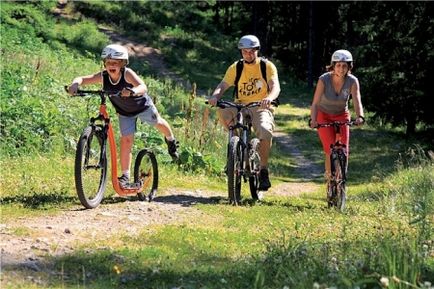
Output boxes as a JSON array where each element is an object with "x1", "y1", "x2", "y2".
[
  {"x1": 75, "y1": 126, "x2": 107, "y2": 209},
  {"x1": 248, "y1": 138, "x2": 262, "y2": 200},
  {"x1": 227, "y1": 136, "x2": 241, "y2": 205},
  {"x1": 134, "y1": 149, "x2": 158, "y2": 201}
]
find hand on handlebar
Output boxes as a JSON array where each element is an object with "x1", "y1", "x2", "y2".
[
  {"x1": 120, "y1": 87, "x2": 133, "y2": 98},
  {"x1": 354, "y1": 116, "x2": 365, "y2": 126},
  {"x1": 67, "y1": 83, "x2": 79, "y2": 96},
  {"x1": 260, "y1": 96, "x2": 274, "y2": 109},
  {"x1": 207, "y1": 96, "x2": 218, "y2": 107},
  {"x1": 309, "y1": 118, "x2": 318, "y2": 129}
]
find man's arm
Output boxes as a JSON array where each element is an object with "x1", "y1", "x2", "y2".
[{"x1": 208, "y1": 81, "x2": 230, "y2": 106}]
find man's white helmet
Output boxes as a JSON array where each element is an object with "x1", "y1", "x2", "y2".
[
  {"x1": 331, "y1": 49, "x2": 353, "y2": 62},
  {"x1": 238, "y1": 35, "x2": 261, "y2": 50},
  {"x1": 101, "y1": 44, "x2": 129, "y2": 64}
]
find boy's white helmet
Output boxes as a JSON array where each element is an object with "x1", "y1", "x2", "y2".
[
  {"x1": 238, "y1": 35, "x2": 261, "y2": 49},
  {"x1": 331, "y1": 49, "x2": 353, "y2": 62},
  {"x1": 101, "y1": 44, "x2": 129, "y2": 64}
]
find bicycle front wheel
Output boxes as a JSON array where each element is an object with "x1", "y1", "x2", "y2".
[
  {"x1": 331, "y1": 152, "x2": 347, "y2": 211},
  {"x1": 75, "y1": 126, "x2": 107, "y2": 209},
  {"x1": 134, "y1": 149, "x2": 158, "y2": 201},
  {"x1": 227, "y1": 136, "x2": 241, "y2": 205},
  {"x1": 249, "y1": 138, "x2": 262, "y2": 200}
]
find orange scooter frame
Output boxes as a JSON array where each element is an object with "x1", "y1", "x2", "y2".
[{"x1": 69, "y1": 87, "x2": 158, "y2": 209}]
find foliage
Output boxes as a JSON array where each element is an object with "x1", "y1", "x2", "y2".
[
  {"x1": 70, "y1": 1, "x2": 434, "y2": 133},
  {"x1": 354, "y1": 2, "x2": 434, "y2": 135}
]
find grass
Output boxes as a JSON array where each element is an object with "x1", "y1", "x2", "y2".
[{"x1": 2, "y1": 110, "x2": 433, "y2": 288}]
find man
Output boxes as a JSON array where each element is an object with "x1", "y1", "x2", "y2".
[{"x1": 208, "y1": 35, "x2": 281, "y2": 191}]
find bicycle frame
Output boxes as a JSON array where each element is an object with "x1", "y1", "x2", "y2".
[
  {"x1": 314, "y1": 120, "x2": 354, "y2": 210},
  {"x1": 228, "y1": 110, "x2": 253, "y2": 177}
]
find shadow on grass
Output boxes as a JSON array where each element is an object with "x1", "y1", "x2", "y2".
[
  {"x1": 0, "y1": 192, "x2": 77, "y2": 209},
  {"x1": 153, "y1": 194, "x2": 225, "y2": 206},
  {"x1": 7, "y1": 227, "x2": 428, "y2": 289}
]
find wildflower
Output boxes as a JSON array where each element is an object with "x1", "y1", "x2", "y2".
[
  {"x1": 113, "y1": 265, "x2": 121, "y2": 274},
  {"x1": 380, "y1": 277, "x2": 389, "y2": 287},
  {"x1": 392, "y1": 276, "x2": 400, "y2": 283}
]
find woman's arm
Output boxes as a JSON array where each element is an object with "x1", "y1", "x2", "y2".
[{"x1": 351, "y1": 78, "x2": 365, "y2": 124}]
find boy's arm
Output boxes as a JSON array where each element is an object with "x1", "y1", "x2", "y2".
[
  {"x1": 124, "y1": 68, "x2": 147, "y2": 95},
  {"x1": 68, "y1": 72, "x2": 102, "y2": 95}
]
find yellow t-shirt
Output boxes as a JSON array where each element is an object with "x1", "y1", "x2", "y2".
[{"x1": 222, "y1": 58, "x2": 278, "y2": 103}]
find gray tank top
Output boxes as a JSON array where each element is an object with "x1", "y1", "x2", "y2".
[{"x1": 318, "y1": 72, "x2": 357, "y2": 115}]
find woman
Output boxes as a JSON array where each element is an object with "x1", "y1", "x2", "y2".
[{"x1": 310, "y1": 49, "x2": 365, "y2": 180}]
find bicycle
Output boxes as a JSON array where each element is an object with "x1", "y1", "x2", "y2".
[
  {"x1": 311, "y1": 120, "x2": 358, "y2": 211},
  {"x1": 66, "y1": 86, "x2": 158, "y2": 209},
  {"x1": 209, "y1": 100, "x2": 277, "y2": 205}
]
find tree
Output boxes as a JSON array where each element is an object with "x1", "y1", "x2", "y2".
[{"x1": 354, "y1": 2, "x2": 434, "y2": 134}]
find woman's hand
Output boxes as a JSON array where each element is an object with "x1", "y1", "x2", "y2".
[
  {"x1": 309, "y1": 118, "x2": 318, "y2": 128},
  {"x1": 355, "y1": 116, "x2": 365, "y2": 126}
]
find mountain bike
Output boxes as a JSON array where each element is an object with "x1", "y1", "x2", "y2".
[
  {"x1": 312, "y1": 120, "x2": 357, "y2": 211},
  {"x1": 209, "y1": 100, "x2": 277, "y2": 205},
  {"x1": 66, "y1": 86, "x2": 158, "y2": 209}
]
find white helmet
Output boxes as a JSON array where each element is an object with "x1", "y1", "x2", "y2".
[
  {"x1": 101, "y1": 44, "x2": 129, "y2": 64},
  {"x1": 331, "y1": 49, "x2": 353, "y2": 62},
  {"x1": 238, "y1": 35, "x2": 260, "y2": 50}
]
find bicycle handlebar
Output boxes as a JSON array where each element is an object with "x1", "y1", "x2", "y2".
[
  {"x1": 64, "y1": 86, "x2": 135, "y2": 98},
  {"x1": 311, "y1": 120, "x2": 358, "y2": 129},
  {"x1": 205, "y1": 99, "x2": 278, "y2": 109}
]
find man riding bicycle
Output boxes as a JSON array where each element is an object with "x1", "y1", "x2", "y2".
[{"x1": 208, "y1": 35, "x2": 281, "y2": 191}]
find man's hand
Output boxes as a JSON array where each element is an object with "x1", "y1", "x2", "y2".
[
  {"x1": 208, "y1": 96, "x2": 218, "y2": 106},
  {"x1": 260, "y1": 96, "x2": 273, "y2": 109}
]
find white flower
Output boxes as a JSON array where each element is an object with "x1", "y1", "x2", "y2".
[{"x1": 380, "y1": 277, "x2": 389, "y2": 287}]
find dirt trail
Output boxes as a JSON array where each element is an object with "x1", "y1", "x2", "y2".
[{"x1": 1, "y1": 3, "x2": 322, "y2": 280}]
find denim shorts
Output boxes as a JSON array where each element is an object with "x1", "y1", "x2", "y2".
[{"x1": 118, "y1": 102, "x2": 159, "y2": 136}]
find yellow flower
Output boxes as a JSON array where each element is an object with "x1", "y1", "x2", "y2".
[{"x1": 113, "y1": 265, "x2": 121, "y2": 274}]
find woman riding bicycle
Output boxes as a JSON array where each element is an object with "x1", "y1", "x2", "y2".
[
  {"x1": 68, "y1": 44, "x2": 179, "y2": 187},
  {"x1": 208, "y1": 35, "x2": 281, "y2": 191},
  {"x1": 309, "y1": 49, "x2": 365, "y2": 181}
]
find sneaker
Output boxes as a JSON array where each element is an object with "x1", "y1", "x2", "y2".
[
  {"x1": 258, "y1": 168, "x2": 271, "y2": 191},
  {"x1": 165, "y1": 138, "x2": 179, "y2": 161},
  {"x1": 118, "y1": 174, "x2": 129, "y2": 188}
]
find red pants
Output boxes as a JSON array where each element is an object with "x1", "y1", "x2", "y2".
[{"x1": 317, "y1": 110, "x2": 350, "y2": 155}]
